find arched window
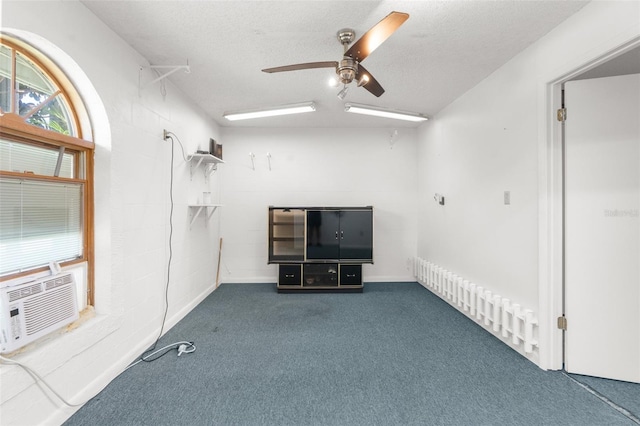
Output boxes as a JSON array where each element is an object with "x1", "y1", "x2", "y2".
[{"x1": 0, "y1": 36, "x2": 94, "y2": 305}]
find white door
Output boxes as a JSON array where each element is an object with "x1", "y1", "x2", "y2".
[{"x1": 564, "y1": 74, "x2": 640, "y2": 382}]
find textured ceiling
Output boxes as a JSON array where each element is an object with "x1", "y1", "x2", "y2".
[{"x1": 80, "y1": 0, "x2": 588, "y2": 128}]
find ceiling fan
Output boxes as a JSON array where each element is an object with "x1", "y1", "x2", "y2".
[{"x1": 262, "y1": 11, "x2": 409, "y2": 98}]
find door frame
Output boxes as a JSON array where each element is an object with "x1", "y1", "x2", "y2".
[{"x1": 539, "y1": 37, "x2": 640, "y2": 370}]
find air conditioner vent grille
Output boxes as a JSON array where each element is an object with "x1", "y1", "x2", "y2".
[
  {"x1": 7, "y1": 283, "x2": 43, "y2": 302},
  {"x1": 23, "y1": 286, "x2": 76, "y2": 336},
  {"x1": 44, "y1": 274, "x2": 73, "y2": 291}
]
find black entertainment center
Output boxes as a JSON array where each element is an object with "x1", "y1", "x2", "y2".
[{"x1": 268, "y1": 206, "x2": 373, "y2": 292}]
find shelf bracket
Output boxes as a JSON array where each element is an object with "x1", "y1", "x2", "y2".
[
  {"x1": 145, "y1": 62, "x2": 191, "y2": 87},
  {"x1": 205, "y1": 163, "x2": 218, "y2": 177},
  {"x1": 188, "y1": 153, "x2": 223, "y2": 180},
  {"x1": 189, "y1": 205, "x2": 220, "y2": 229},
  {"x1": 190, "y1": 206, "x2": 204, "y2": 228},
  {"x1": 190, "y1": 156, "x2": 206, "y2": 180},
  {"x1": 206, "y1": 206, "x2": 218, "y2": 221}
]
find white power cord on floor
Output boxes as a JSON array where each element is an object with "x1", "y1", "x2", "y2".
[{"x1": 126, "y1": 340, "x2": 196, "y2": 370}]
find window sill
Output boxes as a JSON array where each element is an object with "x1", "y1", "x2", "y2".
[{"x1": 1, "y1": 308, "x2": 121, "y2": 403}]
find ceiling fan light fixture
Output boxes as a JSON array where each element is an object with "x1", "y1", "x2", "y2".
[
  {"x1": 337, "y1": 85, "x2": 350, "y2": 100},
  {"x1": 344, "y1": 103, "x2": 428, "y2": 122},
  {"x1": 224, "y1": 102, "x2": 316, "y2": 121},
  {"x1": 357, "y1": 74, "x2": 370, "y2": 87}
]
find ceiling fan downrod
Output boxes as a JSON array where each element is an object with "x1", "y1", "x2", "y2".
[{"x1": 337, "y1": 29, "x2": 357, "y2": 85}]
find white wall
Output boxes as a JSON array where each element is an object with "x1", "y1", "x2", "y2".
[
  {"x1": 416, "y1": 52, "x2": 539, "y2": 306},
  {"x1": 1, "y1": 1, "x2": 223, "y2": 424},
  {"x1": 416, "y1": 0, "x2": 640, "y2": 368},
  {"x1": 219, "y1": 127, "x2": 418, "y2": 283}
]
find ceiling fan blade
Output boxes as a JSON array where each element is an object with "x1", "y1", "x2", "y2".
[
  {"x1": 345, "y1": 11, "x2": 409, "y2": 63},
  {"x1": 357, "y1": 65, "x2": 384, "y2": 97},
  {"x1": 262, "y1": 61, "x2": 338, "y2": 73}
]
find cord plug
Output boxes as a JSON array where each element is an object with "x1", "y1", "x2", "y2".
[
  {"x1": 177, "y1": 342, "x2": 196, "y2": 357},
  {"x1": 177, "y1": 344, "x2": 187, "y2": 357}
]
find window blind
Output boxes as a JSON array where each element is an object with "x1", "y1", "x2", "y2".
[
  {"x1": 0, "y1": 139, "x2": 74, "y2": 177},
  {"x1": 0, "y1": 177, "x2": 83, "y2": 275}
]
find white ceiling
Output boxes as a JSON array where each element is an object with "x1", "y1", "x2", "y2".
[{"x1": 80, "y1": 0, "x2": 589, "y2": 128}]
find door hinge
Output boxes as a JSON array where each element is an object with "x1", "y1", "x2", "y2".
[
  {"x1": 557, "y1": 316, "x2": 567, "y2": 330},
  {"x1": 556, "y1": 108, "x2": 567, "y2": 122}
]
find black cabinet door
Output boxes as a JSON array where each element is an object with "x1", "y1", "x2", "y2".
[
  {"x1": 306, "y1": 210, "x2": 340, "y2": 260},
  {"x1": 306, "y1": 209, "x2": 373, "y2": 261},
  {"x1": 339, "y1": 264, "x2": 362, "y2": 285},
  {"x1": 278, "y1": 264, "x2": 302, "y2": 286},
  {"x1": 339, "y1": 210, "x2": 373, "y2": 261}
]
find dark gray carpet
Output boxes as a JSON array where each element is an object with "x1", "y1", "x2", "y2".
[{"x1": 65, "y1": 283, "x2": 639, "y2": 425}]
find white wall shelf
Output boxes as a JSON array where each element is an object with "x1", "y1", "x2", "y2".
[
  {"x1": 188, "y1": 153, "x2": 224, "y2": 179},
  {"x1": 188, "y1": 204, "x2": 222, "y2": 228}
]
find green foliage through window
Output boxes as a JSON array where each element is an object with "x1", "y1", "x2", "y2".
[{"x1": 0, "y1": 41, "x2": 76, "y2": 136}]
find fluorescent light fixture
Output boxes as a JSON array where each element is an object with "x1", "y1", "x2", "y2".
[
  {"x1": 344, "y1": 103, "x2": 428, "y2": 122},
  {"x1": 223, "y1": 102, "x2": 316, "y2": 121}
]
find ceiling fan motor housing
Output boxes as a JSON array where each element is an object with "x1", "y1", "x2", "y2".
[{"x1": 338, "y1": 57, "x2": 357, "y2": 84}]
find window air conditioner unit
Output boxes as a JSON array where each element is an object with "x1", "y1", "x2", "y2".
[{"x1": 0, "y1": 272, "x2": 79, "y2": 354}]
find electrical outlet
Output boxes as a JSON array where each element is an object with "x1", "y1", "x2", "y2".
[
  {"x1": 163, "y1": 129, "x2": 169, "y2": 140},
  {"x1": 504, "y1": 191, "x2": 511, "y2": 205}
]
